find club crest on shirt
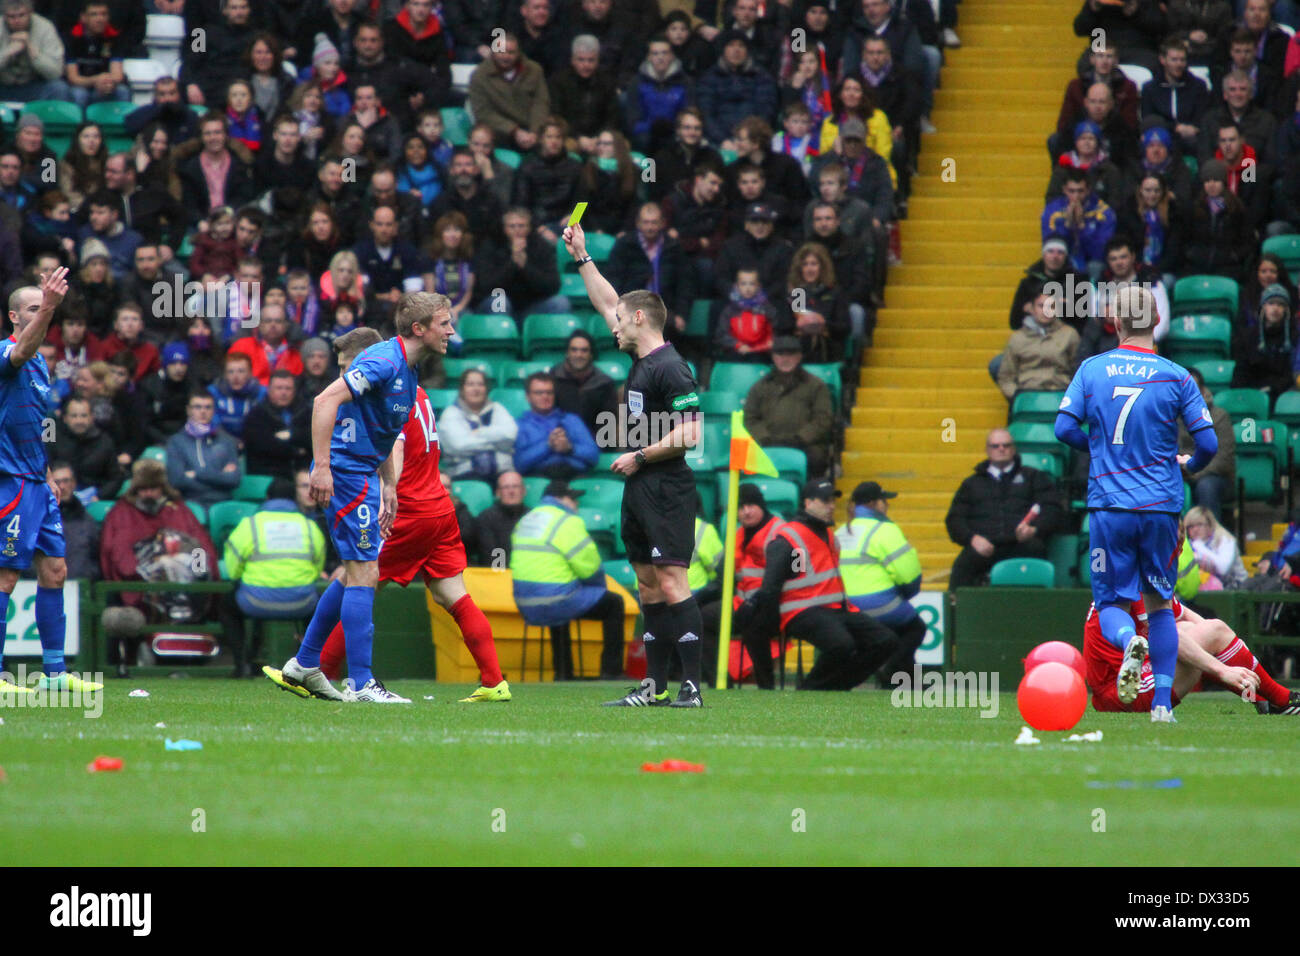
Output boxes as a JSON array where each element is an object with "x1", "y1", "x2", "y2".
[
  {"x1": 1059, "y1": 395, "x2": 1071, "y2": 409},
  {"x1": 627, "y1": 389, "x2": 644, "y2": 417},
  {"x1": 1201, "y1": 407, "x2": 1212, "y2": 423}
]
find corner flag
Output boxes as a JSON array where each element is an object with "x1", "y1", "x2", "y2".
[{"x1": 717, "y1": 410, "x2": 778, "y2": 688}]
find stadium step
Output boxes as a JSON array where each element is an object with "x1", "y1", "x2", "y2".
[
  {"x1": 870, "y1": 328, "x2": 1009, "y2": 350},
  {"x1": 886, "y1": 264, "x2": 1026, "y2": 287},
  {"x1": 838, "y1": 459, "x2": 974, "y2": 493},
  {"x1": 863, "y1": 347, "x2": 1013, "y2": 369},
  {"x1": 916, "y1": 152, "x2": 1050, "y2": 179},
  {"x1": 858, "y1": 364, "x2": 1002, "y2": 388},
  {"x1": 901, "y1": 240, "x2": 1040, "y2": 266},
  {"x1": 850, "y1": 402, "x2": 1005, "y2": 429},
  {"x1": 909, "y1": 177, "x2": 1048, "y2": 200},
  {"x1": 899, "y1": 220, "x2": 1040, "y2": 244},
  {"x1": 852, "y1": 385, "x2": 1004, "y2": 410},
  {"x1": 844, "y1": 428, "x2": 985, "y2": 453},
  {"x1": 906, "y1": 197, "x2": 1044, "y2": 221},
  {"x1": 875, "y1": 307, "x2": 1013, "y2": 330},
  {"x1": 882, "y1": 286, "x2": 1013, "y2": 309},
  {"x1": 935, "y1": 89, "x2": 1061, "y2": 111}
]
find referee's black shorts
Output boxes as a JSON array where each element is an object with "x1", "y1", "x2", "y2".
[{"x1": 621, "y1": 467, "x2": 697, "y2": 567}]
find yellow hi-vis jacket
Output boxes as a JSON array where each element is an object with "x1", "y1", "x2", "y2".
[
  {"x1": 1175, "y1": 537, "x2": 1200, "y2": 601},
  {"x1": 224, "y1": 502, "x2": 326, "y2": 616},
  {"x1": 687, "y1": 517, "x2": 724, "y2": 592},
  {"x1": 835, "y1": 506, "x2": 922, "y2": 626},
  {"x1": 510, "y1": 497, "x2": 606, "y2": 627}
]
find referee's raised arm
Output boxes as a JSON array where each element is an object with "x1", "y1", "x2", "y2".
[{"x1": 562, "y1": 223, "x2": 619, "y2": 332}]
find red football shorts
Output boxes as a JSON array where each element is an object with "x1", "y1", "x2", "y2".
[
  {"x1": 378, "y1": 509, "x2": 466, "y2": 586},
  {"x1": 1089, "y1": 653, "x2": 1183, "y2": 713}
]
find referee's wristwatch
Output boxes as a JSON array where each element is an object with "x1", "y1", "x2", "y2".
[
  {"x1": 634, "y1": 450, "x2": 647, "y2": 468},
  {"x1": 575, "y1": 255, "x2": 594, "y2": 267}
]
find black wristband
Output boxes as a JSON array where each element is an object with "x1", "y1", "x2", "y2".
[{"x1": 575, "y1": 255, "x2": 593, "y2": 267}]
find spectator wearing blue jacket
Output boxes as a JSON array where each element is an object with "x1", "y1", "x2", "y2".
[
  {"x1": 514, "y1": 372, "x2": 599, "y2": 479},
  {"x1": 165, "y1": 391, "x2": 242, "y2": 507},
  {"x1": 627, "y1": 38, "x2": 693, "y2": 153},
  {"x1": 206, "y1": 351, "x2": 266, "y2": 440},
  {"x1": 696, "y1": 31, "x2": 778, "y2": 150},
  {"x1": 395, "y1": 133, "x2": 443, "y2": 205},
  {"x1": 1040, "y1": 167, "x2": 1116, "y2": 278},
  {"x1": 1140, "y1": 37, "x2": 1211, "y2": 156}
]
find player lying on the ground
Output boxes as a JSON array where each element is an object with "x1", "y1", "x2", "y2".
[
  {"x1": 313, "y1": 331, "x2": 507, "y2": 702},
  {"x1": 1084, "y1": 596, "x2": 1300, "y2": 715}
]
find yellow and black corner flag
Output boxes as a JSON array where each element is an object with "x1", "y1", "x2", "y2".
[{"x1": 716, "y1": 411, "x2": 778, "y2": 688}]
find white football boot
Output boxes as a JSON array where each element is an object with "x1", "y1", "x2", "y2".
[
  {"x1": 343, "y1": 677, "x2": 412, "y2": 703},
  {"x1": 1116, "y1": 634, "x2": 1148, "y2": 706}
]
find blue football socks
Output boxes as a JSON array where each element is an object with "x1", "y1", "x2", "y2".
[
  {"x1": 1098, "y1": 604, "x2": 1136, "y2": 653},
  {"x1": 295, "y1": 579, "x2": 345, "y2": 669},
  {"x1": 0, "y1": 590, "x2": 9, "y2": 678},
  {"x1": 342, "y1": 586, "x2": 376, "y2": 690},
  {"x1": 36, "y1": 585, "x2": 65, "y2": 676},
  {"x1": 1147, "y1": 607, "x2": 1178, "y2": 710}
]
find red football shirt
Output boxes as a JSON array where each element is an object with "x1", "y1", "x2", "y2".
[
  {"x1": 397, "y1": 387, "x2": 454, "y2": 517},
  {"x1": 1082, "y1": 597, "x2": 1185, "y2": 691}
]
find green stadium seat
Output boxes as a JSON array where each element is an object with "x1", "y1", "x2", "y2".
[
  {"x1": 21, "y1": 100, "x2": 81, "y2": 135},
  {"x1": 458, "y1": 313, "x2": 521, "y2": 355},
  {"x1": 1010, "y1": 390, "x2": 1065, "y2": 424},
  {"x1": 719, "y1": 148, "x2": 738, "y2": 164},
  {"x1": 1214, "y1": 388, "x2": 1269, "y2": 424},
  {"x1": 803, "y1": 362, "x2": 843, "y2": 411},
  {"x1": 426, "y1": 387, "x2": 459, "y2": 412},
  {"x1": 522, "y1": 476, "x2": 549, "y2": 507},
  {"x1": 233, "y1": 474, "x2": 273, "y2": 502},
  {"x1": 139, "y1": 445, "x2": 166, "y2": 464},
  {"x1": 1272, "y1": 389, "x2": 1300, "y2": 428},
  {"x1": 720, "y1": 475, "x2": 799, "y2": 516},
  {"x1": 989, "y1": 557, "x2": 1055, "y2": 588},
  {"x1": 186, "y1": 501, "x2": 207, "y2": 526},
  {"x1": 209, "y1": 501, "x2": 258, "y2": 550},
  {"x1": 497, "y1": 358, "x2": 555, "y2": 388},
  {"x1": 442, "y1": 356, "x2": 499, "y2": 385},
  {"x1": 493, "y1": 147, "x2": 522, "y2": 168},
  {"x1": 1172, "y1": 275, "x2": 1238, "y2": 318},
  {"x1": 44, "y1": 136, "x2": 70, "y2": 157},
  {"x1": 85, "y1": 100, "x2": 134, "y2": 135},
  {"x1": 1261, "y1": 234, "x2": 1300, "y2": 282},
  {"x1": 1046, "y1": 534, "x2": 1079, "y2": 588},
  {"x1": 602, "y1": 558, "x2": 638, "y2": 593},
  {"x1": 560, "y1": 273, "x2": 588, "y2": 298},
  {"x1": 452, "y1": 479, "x2": 493, "y2": 516},
  {"x1": 571, "y1": 476, "x2": 624, "y2": 513},
  {"x1": 1233, "y1": 419, "x2": 1288, "y2": 500},
  {"x1": 1017, "y1": 450, "x2": 1062, "y2": 479},
  {"x1": 766, "y1": 446, "x2": 807, "y2": 485},
  {"x1": 685, "y1": 299, "x2": 713, "y2": 338},
  {"x1": 699, "y1": 421, "x2": 731, "y2": 467},
  {"x1": 596, "y1": 450, "x2": 623, "y2": 472},
  {"x1": 688, "y1": 454, "x2": 718, "y2": 519},
  {"x1": 492, "y1": 387, "x2": 529, "y2": 419},
  {"x1": 579, "y1": 506, "x2": 622, "y2": 556},
  {"x1": 698, "y1": 390, "x2": 739, "y2": 423},
  {"x1": 585, "y1": 313, "x2": 613, "y2": 339},
  {"x1": 556, "y1": 231, "x2": 616, "y2": 273},
  {"x1": 1164, "y1": 314, "x2": 1232, "y2": 361},
  {"x1": 1191, "y1": 358, "x2": 1235, "y2": 390},
  {"x1": 1008, "y1": 421, "x2": 1068, "y2": 473},
  {"x1": 440, "y1": 107, "x2": 472, "y2": 145},
  {"x1": 86, "y1": 500, "x2": 114, "y2": 522},
  {"x1": 709, "y1": 362, "x2": 768, "y2": 397},
  {"x1": 1077, "y1": 515, "x2": 1092, "y2": 586},
  {"x1": 522, "y1": 313, "x2": 584, "y2": 356}
]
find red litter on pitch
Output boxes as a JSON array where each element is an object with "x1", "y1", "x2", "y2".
[
  {"x1": 641, "y1": 759, "x2": 705, "y2": 773},
  {"x1": 86, "y1": 756, "x2": 123, "y2": 773}
]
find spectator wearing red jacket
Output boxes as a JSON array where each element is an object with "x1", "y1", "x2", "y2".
[
  {"x1": 226, "y1": 303, "x2": 303, "y2": 386},
  {"x1": 715, "y1": 267, "x2": 777, "y2": 362},
  {"x1": 99, "y1": 304, "x2": 161, "y2": 383}
]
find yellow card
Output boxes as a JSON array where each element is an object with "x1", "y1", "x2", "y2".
[{"x1": 568, "y1": 202, "x2": 588, "y2": 227}]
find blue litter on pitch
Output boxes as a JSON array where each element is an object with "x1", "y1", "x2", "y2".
[{"x1": 1085, "y1": 778, "x2": 1182, "y2": 789}]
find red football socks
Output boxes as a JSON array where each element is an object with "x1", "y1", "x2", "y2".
[
  {"x1": 451, "y1": 594, "x2": 503, "y2": 687},
  {"x1": 319, "y1": 622, "x2": 346, "y2": 681},
  {"x1": 1218, "y1": 637, "x2": 1290, "y2": 707}
]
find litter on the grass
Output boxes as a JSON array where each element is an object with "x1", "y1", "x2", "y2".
[
  {"x1": 1014, "y1": 726, "x2": 1040, "y2": 745},
  {"x1": 164, "y1": 738, "x2": 202, "y2": 751},
  {"x1": 641, "y1": 759, "x2": 705, "y2": 773},
  {"x1": 0, "y1": 765, "x2": 6, "y2": 782},
  {"x1": 1086, "y1": 778, "x2": 1183, "y2": 790},
  {"x1": 129, "y1": 689, "x2": 150, "y2": 698},
  {"x1": 154, "y1": 722, "x2": 166, "y2": 728},
  {"x1": 87, "y1": 756, "x2": 123, "y2": 772},
  {"x1": 423, "y1": 696, "x2": 434, "y2": 700},
  {"x1": 1066, "y1": 730, "x2": 1103, "y2": 742}
]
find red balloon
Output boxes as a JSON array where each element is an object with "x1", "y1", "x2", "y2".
[
  {"x1": 1024, "y1": 640, "x2": 1086, "y2": 681},
  {"x1": 1017, "y1": 661, "x2": 1088, "y2": 732}
]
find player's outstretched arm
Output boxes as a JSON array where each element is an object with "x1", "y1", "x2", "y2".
[
  {"x1": 11, "y1": 267, "x2": 68, "y2": 367},
  {"x1": 310, "y1": 378, "x2": 352, "y2": 505},
  {"x1": 561, "y1": 223, "x2": 619, "y2": 332}
]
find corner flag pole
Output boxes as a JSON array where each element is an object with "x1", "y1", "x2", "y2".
[{"x1": 716, "y1": 415, "x2": 742, "y2": 690}]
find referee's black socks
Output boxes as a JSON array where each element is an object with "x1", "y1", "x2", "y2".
[
  {"x1": 668, "y1": 596, "x2": 704, "y2": 690},
  {"x1": 641, "y1": 601, "x2": 671, "y2": 696}
]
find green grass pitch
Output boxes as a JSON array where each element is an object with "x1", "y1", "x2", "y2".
[{"x1": 3, "y1": 680, "x2": 1299, "y2": 866}]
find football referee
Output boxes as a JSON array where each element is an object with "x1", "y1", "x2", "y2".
[{"x1": 562, "y1": 222, "x2": 706, "y2": 708}]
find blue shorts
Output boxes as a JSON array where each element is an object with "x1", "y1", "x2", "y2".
[
  {"x1": 1088, "y1": 509, "x2": 1179, "y2": 607},
  {"x1": 0, "y1": 475, "x2": 65, "y2": 569},
  {"x1": 325, "y1": 468, "x2": 380, "y2": 563}
]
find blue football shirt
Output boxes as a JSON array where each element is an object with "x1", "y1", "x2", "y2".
[
  {"x1": 331, "y1": 337, "x2": 418, "y2": 474},
  {"x1": 1059, "y1": 344, "x2": 1212, "y2": 512},
  {"x1": 0, "y1": 336, "x2": 53, "y2": 480}
]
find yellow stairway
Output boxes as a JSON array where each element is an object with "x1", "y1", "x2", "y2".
[{"x1": 840, "y1": 0, "x2": 1081, "y2": 587}]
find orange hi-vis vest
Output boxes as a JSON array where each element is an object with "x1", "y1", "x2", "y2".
[
  {"x1": 734, "y1": 515, "x2": 783, "y2": 610},
  {"x1": 775, "y1": 519, "x2": 847, "y2": 631}
]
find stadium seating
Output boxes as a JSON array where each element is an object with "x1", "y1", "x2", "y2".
[
  {"x1": 522, "y1": 313, "x2": 584, "y2": 356},
  {"x1": 766, "y1": 447, "x2": 808, "y2": 486},
  {"x1": 522, "y1": 476, "x2": 549, "y2": 507},
  {"x1": 1162, "y1": 314, "x2": 1232, "y2": 362},
  {"x1": 1017, "y1": 450, "x2": 1062, "y2": 479},
  {"x1": 579, "y1": 506, "x2": 622, "y2": 555},
  {"x1": 1172, "y1": 275, "x2": 1238, "y2": 318},
  {"x1": 87, "y1": 500, "x2": 114, "y2": 522},
  {"x1": 988, "y1": 557, "x2": 1055, "y2": 588},
  {"x1": 1118, "y1": 63, "x2": 1152, "y2": 90},
  {"x1": 1272, "y1": 390, "x2": 1300, "y2": 431},
  {"x1": 1010, "y1": 390, "x2": 1065, "y2": 424},
  {"x1": 187, "y1": 501, "x2": 207, "y2": 526},
  {"x1": 1213, "y1": 388, "x2": 1270, "y2": 424},
  {"x1": 556, "y1": 232, "x2": 615, "y2": 273},
  {"x1": 144, "y1": 13, "x2": 184, "y2": 73},
  {"x1": 452, "y1": 480, "x2": 493, "y2": 516},
  {"x1": 498, "y1": 357, "x2": 556, "y2": 387},
  {"x1": 699, "y1": 421, "x2": 731, "y2": 464},
  {"x1": 685, "y1": 299, "x2": 713, "y2": 339},
  {"x1": 440, "y1": 107, "x2": 471, "y2": 145},
  {"x1": 570, "y1": 476, "x2": 625, "y2": 513},
  {"x1": 1233, "y1": 420, "x2": 1288, "y2": 500},
  {"x1": 209, "y1": 501, "x2": 259, "y2": 550},
  {"x1": 593, "y1": 356, "x2": 629, "y2": 383},
  {"x1": 23, "y1": 100, "x2": 81, "y2": 139},
  {"x1": 86, "y1": 100, "x2": 136, "y2": 152},
  {"x1": 234, "y1": 474, "x2": 273, "y2": 502},
  {"x1": 458, "y1": 313, "x2": 521, "y2": 354},
  {"x1": 426, "y1": 387, "x2": 458, "y2": 412},
  {"x1": 595, "y1": 451, "x2": 623, "y2": 472},
  {"x1": 493, "y1": 387, "x2": 529, "y2": 419},
  {"x1": 443, "y1": 356, "x2": 498, "y2": 384},
  {"x1": 1008, "y1": 422, "x2": 1069, "y2": 474},
  {"x1": 140, "y1": 445, "x2": 166, "y2": 463},
  {"x1": 803, "y1": 363, "x2": 843, "y2": 411},
  {"x1": 602, "y1": 558, "x2": 637, "y2": 593},
  {"x1": 1191, "y1": 359, "x2": 1235, "y2": 390},
  {"x1": 493, "y1": 148, "x2": 522, "y2": 169},
  {"x1": 709, "y1": 362, "x2": 767, "y2": 397},
  {"x1": 1045, "y1": 534, "x2": 1079, "y2": 588},
  {"x1": 719, "y1": 476, "x2": 799, "y2": 516},
  {"x1": 1261, "y1": 234, "x2": 1300, "y2": 282}
]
